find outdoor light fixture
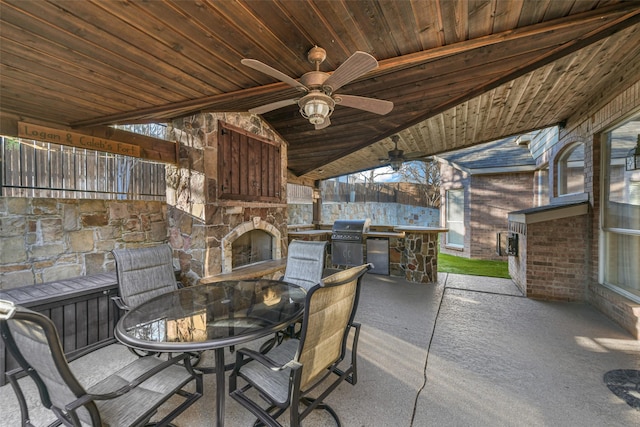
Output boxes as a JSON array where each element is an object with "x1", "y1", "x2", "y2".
[
  {"x1": 389, "y1": 157, "x2": 404, "y2": 172},
  {"x1": 626, "y1": 134, "x2": 640, "y2": 171},
  {"x1": 298, "y1": 92, "x2": 335, "y2": 126}
]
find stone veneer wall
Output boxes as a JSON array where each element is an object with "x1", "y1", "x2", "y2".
[
  {"x1": 403, "y1": 231, "x2": 439, "y2": 283},
  {"x1": 388, "y1": 237, "x2": 404, "y2": 277},
  {"x1": 318, "y1": 202, "x2": 439, "y2": 226},
  {"x1": 166, "y1": 205, "x2": 206, "y2": 286},
  {"x1": 167, "y1": 112, "x2": 288, "y2": 280},
  {"x1": 0, "y1": 197, "x2": 169, "y2": 289}
]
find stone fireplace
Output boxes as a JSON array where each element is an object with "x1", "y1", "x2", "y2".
[
  {"x1": 221, "y1": 217, "x2": 282, "y2": 273},
  {"x1": 165, "y1": 112, "x2": 289, "y2": 283}
]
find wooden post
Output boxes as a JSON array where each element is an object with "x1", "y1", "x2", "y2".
[{"x1": 312, "y1": 180, "x2": 322, "y2": 225}]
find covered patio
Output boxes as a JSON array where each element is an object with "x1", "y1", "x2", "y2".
[
  {"x1": 1, "y1": 2, "x2": 640, "y2": 424},
  {"x1": 2, "y1": 1, "x2": 640, "y2": 337},
  {"x1": 3, "y1": 272, "x2": 639, "y2": 426}
]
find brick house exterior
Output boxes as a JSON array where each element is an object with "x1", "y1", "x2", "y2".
[
  {"x1": 437, "y1": 80, "x2": 640, "y2": 339},
  {"x1": 508, "y1": 81, "x2": 640, "y2": 339},
  {"x1": 438, "y1": 137, "x2": 536, "y2": 260}
]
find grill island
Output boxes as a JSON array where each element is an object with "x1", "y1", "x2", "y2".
[{"x1": 331, "y1": 219, "x2": 371, "y2": 267}]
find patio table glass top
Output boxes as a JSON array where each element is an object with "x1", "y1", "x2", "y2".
[{"x1": 115, "y1": 279, "x2": 306, "y2": 353}]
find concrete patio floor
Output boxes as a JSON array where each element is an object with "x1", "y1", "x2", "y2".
[{"x1": 2, "y1": 272, "x2": 639, "y2": 426}]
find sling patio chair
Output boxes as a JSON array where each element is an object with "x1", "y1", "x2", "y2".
[
  {"x1": 112, "y1": 244, "x2": 202, "y2": 361},
  {"x1": 111, "y1": 244, "x2": 180, "y2": 312},
  {"x1": 259, "y1": 240, "x2": 328, "y2": 353},
  {"x1": 229, "y1": 263, "x2": 371, "y2": 427},
  {"x1": 0, "y1": 299, "x2": 202, "y2": 427},
  {"x1": 280, "y1": 240, "x2": 328, "y2": 291}
]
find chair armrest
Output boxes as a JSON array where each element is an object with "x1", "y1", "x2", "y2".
[
  {"x1": 65, "y1": 353, "x2": 191, "y2": 411},
  {"x1": 111, "y1": 296, "x2": 130, "y2": 311},
  {"x1": 236, "y1": 348, "x2": 299, "y2": 371}
]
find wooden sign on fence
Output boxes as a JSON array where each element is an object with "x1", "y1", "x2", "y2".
[{"x1": 18, "y1": 122, "x2": 141, "y2": 157}]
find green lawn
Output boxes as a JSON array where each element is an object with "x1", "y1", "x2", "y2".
[{"x1": 438, "y1": 252, "x2": 510, "y2": 278}]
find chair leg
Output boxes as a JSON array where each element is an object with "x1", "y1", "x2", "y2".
[
  {"x1": 7, "y1": 373, "x2": 60, "y2": 427},
  {"x1": 299, "y1": 397, "x2": 341, "y2": 427}
]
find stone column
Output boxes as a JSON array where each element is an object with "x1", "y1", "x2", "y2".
[{"x1": 395, "y1": 226, "x2": 448, "y2": 284}]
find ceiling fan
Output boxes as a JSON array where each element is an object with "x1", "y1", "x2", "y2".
[
  {"x1": 241, "y1": 46, "x2": 393, "y2": 129},
  {"x1": 379, "y1": 135, "x2": 430, "y2": 171}
]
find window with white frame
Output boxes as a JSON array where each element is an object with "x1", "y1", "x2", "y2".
[
  {"x1": 536, "y1": 166, "x2": 549, "y2": 206},
  {"x1": 446, "y1": 189, "x2": 464, "y2": 247},
  {"x1": 601, "y1": 113, "x2": 640, "y2": 302},
  {"x1": 557, "y1": 142, "x2": 585, "y2": 196}
]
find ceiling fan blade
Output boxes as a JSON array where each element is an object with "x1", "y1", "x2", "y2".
[
  {"x1": 315, "y1": 116, "x2": 331, "y2": 130},
  {"x1": 241, "y1": 59, "x2": 308, "y2": 91},
  {"x1": 337, "y1": 94, "x2": 394, "y2": 115},
  {"x1": 248, "y1": 98, "x2": 298, "y2": 114},
  {"x1": 323, "y1": 51, "x2": 378, "y2": 93},
  {"x1": 404, "y1": 151, "x2": 432, "y2": 161}
]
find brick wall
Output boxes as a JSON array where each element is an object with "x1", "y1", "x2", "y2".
[
  {"x1": 469, "y1": 173, "x2": 534, "y2": 260},
  {"x1": 440, "y1": 161, "x2": 535, "y2": 260},
  {"x1": 525, "y1": 214, "x2": 589, "y2": 301},
  {"x1": 0, "y1": 197, "x2": 169, "y2": 289}
]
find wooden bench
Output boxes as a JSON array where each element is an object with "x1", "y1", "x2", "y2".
[{"x1": 0, "y1": 273, "x2": 120, "y2": 386}]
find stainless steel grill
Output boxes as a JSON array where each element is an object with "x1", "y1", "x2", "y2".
[{"x1": 331, "y1": 219, "x2": 370, "y2": 266}]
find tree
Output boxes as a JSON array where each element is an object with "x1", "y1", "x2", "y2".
[
  {"x1": 353, "y1": 168, "x2": 396, "y2": 187},
  {"x1": 399, "y1": 160, "x2": 441, "y2": 207}
]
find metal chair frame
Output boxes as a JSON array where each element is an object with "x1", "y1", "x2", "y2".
[
  {"x1": 0, "y1": 299, "x2": 202, "y2": 427},
  {"x1": 229, "y1": 264, "x2": 371, "y2": 427}
]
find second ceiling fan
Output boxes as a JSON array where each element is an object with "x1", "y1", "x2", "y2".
[
  {"x1": 241, "y1": 46, "x2": 393, "y2": 129},
  {"x1": 379, "y1": 135, "x2": 431, "y2": 171}
]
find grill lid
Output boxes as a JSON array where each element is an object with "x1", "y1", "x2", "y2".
[{"x1": 331, "y1": 219, "x2": 371, "y2": 241}]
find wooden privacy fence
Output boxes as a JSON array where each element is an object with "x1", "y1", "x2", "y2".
[
  {"x1": 3, "y1": 136, "x2": 432, "y2": 207},
  {"x1": 1, "y1": 138, "x2": 166, "y2": 200},
  {"x1": 320, "y1": 181, "x2": 434, "y2": 207}
]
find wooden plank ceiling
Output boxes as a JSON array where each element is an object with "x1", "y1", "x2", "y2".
[{"x1": 1, "y1": 0, "x2": 639, "y2": 183}]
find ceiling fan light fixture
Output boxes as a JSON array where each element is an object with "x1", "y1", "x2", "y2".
[
  {"x1": 390, "y1": 158, "x2": 403, "y2": 172},
  {"x1": 299, "y1": 93, "x2": 335, "y2": 125}
]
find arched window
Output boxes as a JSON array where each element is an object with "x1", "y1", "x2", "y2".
[{"x1": 557, "y1": 142, "x2": 585, "y2": 196}]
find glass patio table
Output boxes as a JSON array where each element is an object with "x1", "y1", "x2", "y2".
[{"x1": 115, "y1": 279, "x2": 306, "y2": 427}]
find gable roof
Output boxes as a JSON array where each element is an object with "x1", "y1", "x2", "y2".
[{"x1": 436, "y1": 136, "x2": 536, "y2": 174}]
